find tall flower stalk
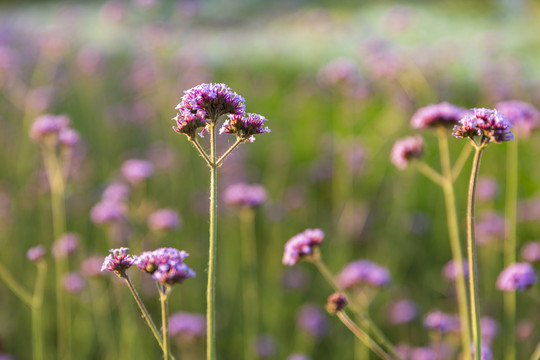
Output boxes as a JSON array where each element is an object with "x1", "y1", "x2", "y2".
[{"x1": 172, "y1": 83, "x2": 270, "y2": 360}]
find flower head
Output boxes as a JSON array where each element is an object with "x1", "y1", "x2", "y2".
[
  {"x1": 452, "y1": 108, "x2": 513, "y2": 143},
  {"x1": 52, "y1": 233, "x2": 79, "y2": 258},
  {"x1": 224, "y1": 183, "x2": 267, "y2": 208},
  {"x1": 29, "y1": 114, "x2": 70, "y2": 142},
  {"x1": 521, "y1": 241, "x2": 540, "y2": 263},
  {"x1": 63, "y1": 273, "x2": 86, "y2": 294},
  {"x1": 172, "y1": 111, "x2": 207, "y2": 139},
  {"x1": 496, "y1": 262, "x2": 537, "y2": 291},
  {"x1": 282, "y1": 228, "x2": 324, "y2": 266},
  {"x1": 391, "y1": 135, "x2": 424, "y2": 170},
  {"x1": 58, "y1": 128, "x2": 80, "y2": 147},
  {"x1": 297, "y1": 304, "x2": 329, "y2": 338},
  {"x1": 169, "y1": 312, "x2": 206, "y2": 341},
  {"x1": 480, "y1": 316, "x2": 498, "y2": 345},
  {"x1": 27, "y1": 245, "x2": 46, "y2": 263},
  {"x1": 495, "y1": 100, "x2": 539, "y2": 137},
  {"x1": 148, "y1": 208, "x2": 181, "y2": 232},
  {"x1": 136, "y1": 247, "x2": 195, "y2": 286},
  {"x1": 336, "y1": 259, "x2": 391, "y2": 289},
  {"x1": 220, "y1": 113, "x2": 270, "y2": 142},
  {"x1": 387, "y1": 299, "x2": 418, "y2": 325},
  {"x1": 101, "y1": 247, "x2": 137, "y2": 277},
  {"x1": 326, "y1": 292, "x2": 348, "y2": 314},
  {"x1": 443, "y1": 259, "x2": 469, "y2": 282},
  {"x1": 411, "y1": 102, "x2": 468, "y2": 129},
  {"x1": 423, "y1": 310, "x2": 458, "y2": 334},
  {"x1": 121, "y1": 159, "x2": 154, "y2": 185},
  {"x1": 91, "y1": 200, "x2": 126, "y2": 225}
]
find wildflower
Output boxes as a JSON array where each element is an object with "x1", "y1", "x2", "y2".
[
  {"x1": 409, "y1": 347, "x2": 437, "y2": 360},
  {"x1": 90, "y1": 200, "x2": 126, "y2": 225},
  {"x1": 520, "y1": 241, "x2": 540, "y2": 263},
  {"x1": 477, "y1": 176, "x2": 499, "y2": 202},
  {"x1": 58, "y1": 128, "x2": 80, "y2": 148},
  {"x1": 317, "y1": 58, "x2": 360, "y2": 88},
  {"x1": 102, "y1": 182, "x2": 130, "y2": 203},
  {"x1": 224, "y1": 183, "x2": 267, "y2": 208},
  {"x1": 336, "y1": 259, "x2": 391, "y2": 289},
  {"x1": 297, "y1": 304, "x2": 329, "y2": 338},
  {"x1": 172, "y1": 111, "x2": 206, "y2": 139},
  {"x1": 282, "y1": 228, "x2": 324, "y2": 266},
  {"x1": 121, "y1": 159, "x2": 154, "y2": 185},
  {"x1": 148, "y1": 208, "x2": 181, "y2": 232},
  {"x1": 390, "y1": 135, "x2": 424, "y2": 170},
  {"x1": 169, "y1": 312, "x2": 206, "y2": 341},
  {"x1": 496, "y1": 262, "x2": 537, "y2": 292},
  {"x1": 27, "y1": 245, "x2": 46, "y2": 263},
  {"x1": 101, "y1": 247, "x2": 137, "y2": 277},
  {"x1": 452, "y1": 108, "x2": 513, "y2": 143},
  {"x1": 495, "y1": 100, "x2": 539, "y2": 137},
  {"x1": 81, "y1": 256, "x2": 106, "y2": 277},
  {"x1": 516, "y1": 320, "x2": 533, "y2": 341},
  {"x1": 52, "y1": 233, "x2": 79, "y2": 258},
  {"x1": 326, "y1": 292, "x2": 348, "y2": 314},
  {"x1": 220, "y1": 113, "x2": 270, "y2": 142},
  {"x1": 387, "y1": 299, "x2": 418, "y2": 325},
  {"x1": 475, "y1": 211, "x2": 506, "y2": 245},
  {"x1": 443, "y1": 259, "x2": 469, "y2": 282},
  {"x1": 29, "y1": 114, "x2": 70, "y2": 142},
  {"x1": 423, "y1": 310, "x2": 457, "y2": 334},
  {"x1": 136, "y1": 247, "x2": 195, "y2": 286},
  {"x1": 410, "y1": 102, "x2": 468, "y2": 129},
  {"x1": 63, "y1": 273, "x2": 85, "y2": 294}
]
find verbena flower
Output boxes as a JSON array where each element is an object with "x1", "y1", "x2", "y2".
[
  {"x1": 336, "y1": 259, "x2": 391, "y2": 289},
  {"x1": 224, "y1": 182, "x2": 267, "y2": 208},
  {"x1": 390, "y1": 135, "x2": 424, "y2": 170},
  {"x1": 387, "y1": 299, "x2": 418, "y2": 325},
  {"x1": 27, "y1": 245, "x2": 46, "y2": 263},
  {"x1": 58, "y1": 128, "x2": 80, "y2": 147},
  {"x1": 101, "y1": 247, "x2": 137, "y2": 277},
  {"x1": 172, "y1": 112, "x2": 207, "y2": 139},
  {"x1": 410, "y1": 102, "x2": 468, "y2": 129},
  {"x1": 452, "y1": 108, "x2": 514, "y2": 143},
  {"x1": 148, "y1": 208, "x2": 181, "y2": 232},
  {"x1": 136, "y1": 247, "x2": 195, "y2": 286},
  {"x1": 81, "y1": 256, "x2": 106, "y2": 277},
  {"x1": 169, "y1": 312, "x2": 206, "y2": 341},
  {"x1": 29, "y1": 114, "x2": 70, "y2": 142},
  {"x1": 220, "y1": 113, "x2": 270, "y2": 142},
  {"x1": 325, "y1": 292, "x2": 347, "y2": 314},
  {"x1": 52, "y1": 233, "x2": 79, "y2": 258},
  {"x1": 495, "y1": 100, "x2": 539, "y2": 137},
  {"x1": 443, "y1": 259, "x2": 469, "y2": 282},
  {"x1": 477, "y1": 176, "x2": 499, "y2": 202},
  {"x1": 63, "y1": 273, "x2": 85, "y2": 294},
  {"x1": 90, "y1": 200, "x2": 126, "y2": 225},
  {"x1": 409, "y1": 347, "x2": 437, "y2": 360},
  {"x1": 423, "y1": 310, "x2": 458, "y2": 334},
  {"x1": 102, "y1": 182, "x2": 130, "y2": 203},
  {"x1": 121, "y1": 159, "x2": 154, "y2": 185},
  {"x1": 476, "y1": 211, "x2": 506, "y2": 245},
  {"x1": 496, "y1": 262, "x2": 537, "y2": 291},
  {"x1": 521, "y1": 241, "x2": 540, "y2": 263},
  {"x1": 282, "y1": 228, "x2": 324, "y2": 266},
  {"x1": 297, "y1": 304, "x2": 329, "y2": 338}
]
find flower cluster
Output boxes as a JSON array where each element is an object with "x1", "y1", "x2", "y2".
[
  {"x1": 29, "y1": 113, "x2": 80, "y2": 152},
  {"x1": 410, "y1": 102, "x2": 468, "y2": 129},
  {"x1": 27, "y1": 245, "x2": 46, "y2": 263},
  {"x1": 121, "y1": 159, "x2": 154, "y2": 185},
  {"x1": 220, "y1": 113, "x2": 270, "y2": 142},
  {"x1": 452, "y1": 108, "x2": 514, "y2": 143},
  {"x1": 282, "y1": 228, "x2": 325, "y2": 266},
  {"x1": 495, "y1": 100, "x2": 539, "y2": 137},
  {"x1": 390, "y1": 135, "x2": 424, "y2": 170},
  {"x1": 135, "y1": 247, "x2": 195, "y2": 286},
  {"x1": 336, "y1": 259, "x2": 390, "y2": 289},
  {"x1": 224, "y1": 182, "x2": 267, "y2": 208},
  {"x1": 52, "y1": 233, "x2": 79, "y2": 258},
  {"x1": 101, "y1": 247, "x2": 137, "y2": 277},
  {"x1": 496, "y1": 262, "x2": 537, "y2": 292}
]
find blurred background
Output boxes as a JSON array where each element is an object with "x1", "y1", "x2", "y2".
[{"x1": 1, "y1": 0, "x2": 540, "y2": 359}]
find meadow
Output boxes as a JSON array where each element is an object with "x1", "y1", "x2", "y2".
[{"x1": 1, "y1": 1, "x2": 540, "y2": 359}]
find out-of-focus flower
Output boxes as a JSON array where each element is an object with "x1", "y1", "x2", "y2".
[
  {"x1": 29, "y1": 114, "x2": 70, "y2": 142},
  {"x1": 148, "y1": 208, "x2": 181, "y2": 232},
  {"x1": 287, "y1": 354, "x2": 310, "y2": 360},
  {"x1": 169, "y1": 312, "x2": 206, "y2": 341},
  {"x1": 477, "y1": 176, "x2": 499, "y2": 202},
  {"x1": 297, "y1": 304, "x2": 328, "y2": 338},
  {"x1": 409, "y1": 347, "x2": 437, "y2": 360},
  {"x1": 254, "y1": 335, "x2": 277, "y2": 358},
  {"x1": 336, "y1": 259, "x2": 390, "y2": 289},
  {"x1": 81, "y1": 256, "x2": 105, "y2": 277},
  {"x1": 387, "y1": 299, "x2": 418, "y2": 325},
  {"x1": 220, "y1": 113, "x2": 270, "y2": 142},
  {"x1": 52, "y1": 233, "x2": 79, "y2": 258},
  {"x1": 423, "y1": 310, "x2": 458, "y2": 334},
  {"x1": 410, "y1": 102, "x2": 468, "y2": 129},
  {"x1": 452, "y1": 108, "x2": 513, "y2": 143},
  {"x1": 495, "y1": 100, "x2": 539, "y2": 137},
  {"x1": 63, "y1": 273, "x2": 85, "y2": 294},
  {"x1": 326, "y1": 292, "x2": 348, "y2": 314},
  {"x1": 58, "y1": 128, "x2": 80, "y2": 148},
  {"x1": 476, "y1": 211, "x2": 506, "y2": 245},
  {"x1": 91, "y1": 200, "x2": 126, "y2": 225},
  {"x1": 521, "y1": 241, "x2": 540, "y2": 263},
  {"x1": 317, "y1": 58, "x2": 360, "y2": 87},
  {"x1": 391, "y1": 135, "x2": 424, "y2": 170},
  {"x1": 101, "y1": 247, "x2": 137, "y2": 277},
  {"x1": 121, "y1": 159, "x2": 154, "y2": 185},
  {"x1": 516, "y1": 320, "x2": 533, "y2": 341},
  {"x1": 136, "y1": 247, "x2": 195, "y2": 286},
  {"x1": 224, "y1": 183, "x2": 267, "y2": 208},
  {"x1": 471, "y1": 344, "x2": 493, "y2": 360},
  {"x1": 282, "y1": 228, "x2": 324, "y2": 266},
  {"x1": 443, "y1": 259, "x2": 469, "y2": 282},
  {"x1": 27, "y1": 245, "x2": 46, "y2": 263},
  {"x1": 102, "y1": 182, "x2": 130, "y2": 203},
  {"x1": 496, "y1": 262, "x2": 537, "y2": 291},
  {"x1": 480, "y1": 316, "x2": 498, "y2": 345}
]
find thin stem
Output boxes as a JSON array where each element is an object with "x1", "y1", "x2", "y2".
[
  {"x1": 436, "y1": 127, "x2": 472, "y2": 360},
  {"x1": 31, "y1": 261, "x2": 47, "y2": 360},
  {"x1": 216, "y1": 138, "x2": 243, "y2": 167},
  {"x1": 466, "y1": 144, "x2": 485, "y2": 360},
  {"x1": 207, "y1": 123, "x2": 218, "y2": 360},
  {"x1": 123, "y1": 276, "x2": 164, "y2": 350},
  {"x1": 0, "y1": 261, "x2": 33, "y2": 305},
  {"x1": 504, "y1": 138, "x2": 518, "y2": 360},
  {"x1": 415, "y1": 161, "x2": 445, "y2": 186},
  {"x1": 336, "y1": 311, "x2": 393, "y2": 360},
  {"x1": 451, "y1": 143, "x2": 473, "y2": 182},
  {"x1": 189, "y1": 137, "x2": 212, "y2": 167},
  {"x1": 159, "y1": 285, "x2": 170, "y2": 360},
  {"x1": 530, "y1": 341, "x2": 540, "y2": 360}
]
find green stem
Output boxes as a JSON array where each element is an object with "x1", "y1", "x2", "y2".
[
  {"x1": 466, "y1": 143, "x2": 485, "y2": 360},
  {"x1": 415, "y1": 161, "x2": 444, "y2": 186},
  {"x1": 336, "y1": 311, "x2": 393, "y2": 360},
  {"x1": 504, "y1": 138, "x2": 518, "y2": 360},
  {"x1": 0, "y1": 261, "x2": 33, "y2": 305},
  {"x1": 189, "y1": 137, "x2": 212, "y2": 167},
  {"x1": 32, "y1": 261, "x2": 47, "y2": 360},
  {"x1": 216, "y1": 138, "x2": 243, "y2": 167},
  {"x1": 159, "y1": 285, "x2": 170, "y2": 360},
  {"x1": 123, "y1": 276, "x2": 164, "y2": 350},
  {"x1": 530, "y1": 341, "x2": 540, "y2": 360},
  {"x1": 451, "y1": 143, "x2": 473, "y2": 182},
  {"x1": 207, "y1": 123, "x2": 218, "y2": 360},
  {"x1": 437, "y1": 127, "x2": 472, "y2": 360}
]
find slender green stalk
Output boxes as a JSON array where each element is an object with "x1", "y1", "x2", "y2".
[
  {"x1": 207, "y1": 123, "x2": 218, "y2": 360},
  {"x1": 0, "y1": 261, "x2": 33, "y2": 305},
  {"x1": 216, "y1": 138, "x2": 243, "y2": 167},
  {"x1": 504, "y1": 138, "x2": 518, "y2": 360},
  {"x1": 436, "y1": 127, "x2": 472, "y2": 360},
  {"x1": 336, "y1": 311, "x2": 392, "y2": 360},
  {"x1": 415, "y1": 161, "x2": 444, "y2": 186},
  {"x1": 123, "y1": 276, "x2": 164, "y2": 350},
  {"x1": 466, "y1": 142, "x2": 486, "y2": 360},
  {"x1": 189, "y1": 137, "x2": 212, "y2": 167},
  {"x1": 530, "y1": 341, "x2": 540, "y2": 360},
  {"x1": 159, "y1": 285, "x2": 171, "y2": 360},
  {"x1": 31, "y1": 261, "x2": 47, "y2": 360},
  {"x1": 452, "y1": 144, "x2": 473, "y2": 182}
]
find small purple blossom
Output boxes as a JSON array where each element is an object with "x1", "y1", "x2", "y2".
[
  {"x1": 121, "y1": 159, "x2": 154, "y2": 185},
  {"x1": 63, "y1": 273, "x2": 86, "y2": 294},
  {"x1": 52, "y1": 233, "x2": 79, "y2": 258},
  {"x1": 27, "y1": 245, "x2": 46, "y2": 263},
  {"x1": 443, "y1": 259, "x2": 469, "y2": 282},
  {"x1": 282, "y1": 228, "x2": 324, "y2": 266},
  {"x1": 101, "y1": 247, "x2": 137, "y2": 277},
  {"x1": 136, "y1": 247, "x2": 195, "y2": 286},
  {"x1": 476, "y1": 211, "x2": 506, "y2": 245},
  {"x1": 91, "y1": 200, "x2": 126, "y2": 225},
  {"x1": 520, "y1": 241, "x2": 540, "y2": 263},
  {"x1": 297, "y1": 304, "x2": 329, "y2": 338},
  {"x1": 496, "y1": 262, "x2": 537, "y2": 292},
  {"x1": 169, "y1": 312, "x2": 206, "y2": 341},
  {"x1": 410, "y1": 102, "x2": 468, "y2": 129},
  {"x1": 102, "y1": 182, "x2": 131, "y2": 203},
  {"x1": 391, "y1": 135, "x2": 424, "y2": 170},
  {"x1": 172, "y1": 111, "x2": 206, "y2": 138},
  {"x1": 58, "y1": 128, "x2": 80, "y2": 147},
  {"x1": 220, "y1": 113, "x2": 270, "y2": 142},
  {"x1": 387, "y1": 299, "x2": 418, "y2": 325},
  {"x1": 477, "y1": 176, "x2": 499, "y2": 202},
  {"x1": 224, "y1": 183, "x2": 267, "y2": 208},
  {"x1": 495, "y1": 100, "x2": 539, "y2": 137},
  {"x1": 409, "y1": 347, "x2": 437, "y2": 360},
  {"x1": 148, "y1": 208, "x2": 181, "y2": 232},
  {"x1": 29, "y1": 114, "x2": 70, "y2": 142},
  {"x1": 423, "y1": 310, "x2": 457, "y2": 333},
  {"x1": 452, "y1": 108, "x2": 514, "y2": 143},
  {"x1": 326, "y1": 292, "x2": 348, "y2": 314},
  {"x1": 81, "y1": 256, "x2": 106, "y2": 277},
  {"x1": 336, "y1": 259, "x2": 391, "y2": 289}
]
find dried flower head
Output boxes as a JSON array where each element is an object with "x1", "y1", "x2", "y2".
[
  {"x1": 220, "y1": 113, "x2": 270, "y2": 142},
  {"x1": 336, "y1": 259, "x2": 391, "y2": 289},
  {"x1": 496, "y1": 262, "x2": 537, "y2": 292},
  {"x1": 224, "y1": 183, "x2": 267, "y2": 208},
  {"x1": 148, "y1": 208, "x2": 181, "y2": 232},
  {"x1": 136, "y1": 247, "x2": 195, "y2": 286},
  {"x1": 121, "y1": 159, "x2": 154, "y2": 185},
  {"x1": 101, "y1": 247, "x2": 137, "y2": 277},
  {"x1": 27, "y1": 245, "x2": 46, "y2": 263},
  {"x1": 282, "y1": 228, "x2": 325, "y2": 266},
  {"x1": 495, "y1": 100, "x2": 539, "y2": 137},
  {"x1": 452, "y1": 108, "x2": 514, "y2": 143},
  {"x1": 390, "y1": 135, "x2": 424, "y2": 170},
  {"x1": 326, "y1": 292, "x2": 348, "y2": 314},
  {"x1": 411, "y1": 102, "x2": 468, "y2": 129}
]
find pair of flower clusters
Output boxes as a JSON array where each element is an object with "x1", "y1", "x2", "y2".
[
  {"x1": 172, "y1": 83, "x2": 270, "y2": 142},
  {"x1": 101, "y1": 247, "x2": 195, "y2": 285}
]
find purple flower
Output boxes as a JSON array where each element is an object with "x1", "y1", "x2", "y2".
[
  {"x1": 101, "y1": 247, "x2": 137, "y2": 277},
  {"x1": 520, "y1": 241, "x2": 540, "y2": 263},
  {"x1": 410, "y1": 102, "x2": 468, "y2": 129},
  {"x1": 282, "y1": 228, "x2": 325, "y2": 266},
  {"x1": 477, "y1": 176, "x2": 499, "y2": 202},
  {"x1": 336, "y1": 259, "x2": 391, "y2": 289},
  {"x1": 27, "y1": 245, "x2": 46, "y2": 262},
  {"x1": 287, "y1": 354, "x2": 310, "y2": 360},
  {"x1": 495, "y1": 100, "x2": 539, "y2": 137},
  {"x1": 317, "y1": 58, "x2": 360, "y2": 87},
  {"x1": 391, "y1": 135, "x2": 424, "y2": 170},
  {"x1": 121, "y1": 159, "x2": 154, "y2": 185},
  {"x1": 148, "y1": 208, "x2": 181, "y2": 231},
  {"x1": 91, "y1": 200, "x2": 126, "y2": 225},
  {"x1": 326, "y1": 292, "x2": 348, "y2": 314},
  {"x1": 480, "y1": 316, "x2": 498, "y2": 345},
  {"x1": 220, "y1": 113, "x2": 270, "y2": 142},
  {"x1": 175, "y1": 83, "x2": 245, "y2": 122},
  {"x1": 423, "y1": 310, "x2": 457, "y2": 333},
  {"x1": 52, "y1": 233, "x2": 79, "y2": 258},
  {"x1": 496, "y1": 262, "x2": 537, "y2": 291},
  {"x1": 443, "y1": 259, "x2": 469, "y2": 282},
  {"x1": 409, "y1": 347, "x2": 437, "y2": 360},
  {"x1": 476, "y1": 211, "x2": 506, "y2": 245},
  {"x1": 172, "y1": 111, "x2": 207, "y2": 138},
  {"x1": 471, "y1": 344, "x2": 493, "y2": 360},
  {"x1": 58, "y1": 128, "x2": 80, "y2": 147},
  {"x1": 29, "y1": 114, "x2": 70, "y2": 142},
  {"x1": 63, "y1": 273, "x2": 85, "y2": 294},
  {"x1": 224, "y1": 183, "x2": 267, "y2": 208},
  {"x1": 452, "y1": 108, "x2": 514, "y2": 143},
  {"x1": 102, "y1": 182, "x2": 131, "y2": 203},
  {"x1": 81, "y1": 256, "x2": 106, "y2": 277},
  {"x1": 387, "y1": 299, "x2": 418, "y2": 325},
  {"x1": 297, "y1": 304, "x2": 329, "y2": 338},
  {"x1": 136, "y1": 247, "x2": 195, "y2": 286},
  {"x1": 169, "y1": 312, "x2": 206, "y2": 340}
]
